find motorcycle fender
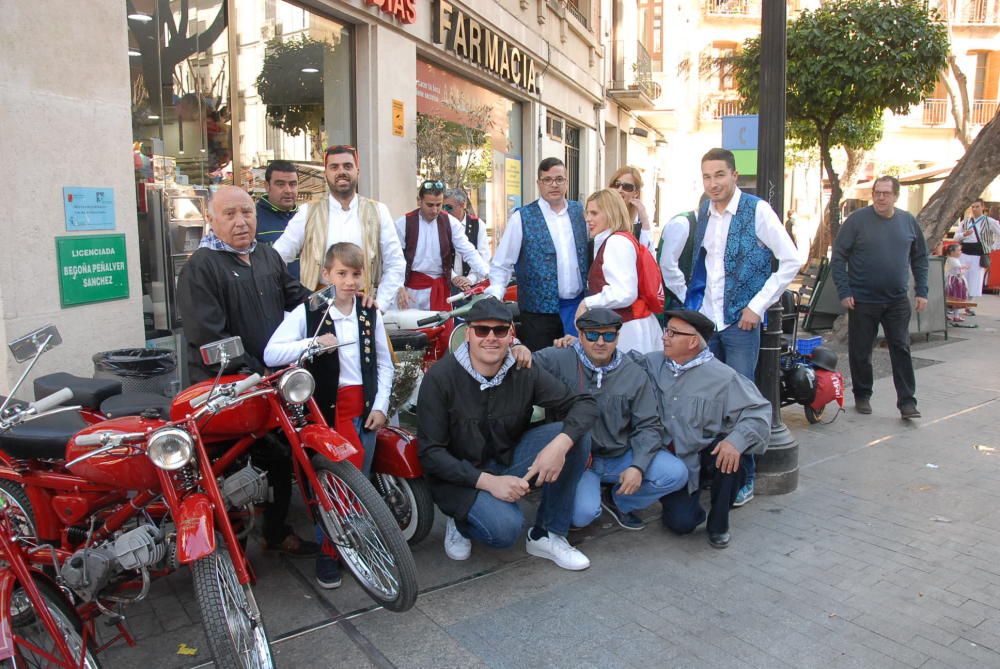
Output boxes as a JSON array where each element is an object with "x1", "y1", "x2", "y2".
[
  {"x1": 175, "y1": 493, "x2": 216, "y2": 564},
  {"x1": 373, "y1": 427, "x2": 424, "y2": 478},
  {"x1": 299, "y1": 424, "x2": 361, "y2": 468},
  {"x1": 0, "y1": 570, "x2": 15, "y2": 659}
]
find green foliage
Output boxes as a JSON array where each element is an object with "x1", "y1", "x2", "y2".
[
  {"x1": 415, "y1": 94, "x2": 495, "y2": 192},
  {"x1": 254, "y1": 37, "x2": 329, "y2": 139}
]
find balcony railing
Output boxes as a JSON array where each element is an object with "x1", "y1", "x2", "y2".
[
  {"x1": 934, "y1": 0, "x2": 1000, "y2": 23},
  {"x1": 972, "y1": 99, "x2": 999, "y2": 125},
  {"x1": 922, "y1": 98, "x2": 948, "y2": 125},
  {"x1": 608, "y1": 40, "x2": 661, "y2": 105},
  {"x1": 703, "y1": 0, "x2": 761, "y2": 16},
  {"x1": 700, "y1": 93, "x2": 743, "y2": 120}
]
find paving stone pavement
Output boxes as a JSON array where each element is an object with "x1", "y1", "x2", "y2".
[{"x1": 99, "y1": 296, "x2": 1000, "y2": 669}]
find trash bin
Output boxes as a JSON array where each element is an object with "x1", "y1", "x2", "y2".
[{"x1": 93, "y1": 348, "x2": 178, "y2": 397}]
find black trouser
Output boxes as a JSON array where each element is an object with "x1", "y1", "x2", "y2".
[
  {"x1": 848, "y1": 298, "x2": 916, "y2": 408},
  {"x1": 249, "y1": 433, "x2": 295, "y2": 545},
  {"x1": 518, "y1": 311, "x2": 565, "y2": 352},
  {"x1": 660, "y1": 451, "x2": 749, "y2": 536}
]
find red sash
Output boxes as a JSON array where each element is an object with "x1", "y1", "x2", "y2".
[
  {"x1": 322, "y1": 385, "x2": 366, "y2": 560},
  {"x1": 405, "y1": 272, "x2": 453, "y2": 359}
]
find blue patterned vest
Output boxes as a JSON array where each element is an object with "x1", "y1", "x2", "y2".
[
  {"x1": 514, "y1": 200, "x2": 589, "y2": 314},
  {"x1": 685, "y1": 191, "x2": 773, "y2": 325}
]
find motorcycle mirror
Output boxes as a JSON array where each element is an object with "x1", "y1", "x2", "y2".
[
  {"x1": 8, "y1": 324, "x2": 62, "y2": 363},
  {"x1": 308, "y1": 285, "x2": 336, "y2": 311},
  {"x1": 200, "y1": 336, "x2": 244, "y2": 366}
]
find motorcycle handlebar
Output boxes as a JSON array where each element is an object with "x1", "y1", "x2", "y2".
[
  {"x1": 189, "y1": 390, "x2": 211, "y2": 408},
  {"x1": 74, "y1": 432, "x2": 109, "y2": 447},
  {"x1": 29, "y1": 388, "x2": 73, "y2": 415},
  {"x1": 233, "y1": 373, "x2": 262, "y2": 395}
]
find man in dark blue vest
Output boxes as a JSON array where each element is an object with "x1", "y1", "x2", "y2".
[
  {"x1": 255, "y1": 160, "x2": 301, "y2": 280},
  {"x1": 684, "y1": 148, "x2": 799, "y2": 507},
  {"x1": 488, "y1": 157, "x2": 589, "y2": 351}
]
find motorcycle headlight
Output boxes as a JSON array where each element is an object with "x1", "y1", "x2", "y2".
[
  {"x1": 147, "y1": 427, "x2": 194, "y2": 471},
  {"x1": 278, "y1": 368, "x2": 315, "y2": 404}
]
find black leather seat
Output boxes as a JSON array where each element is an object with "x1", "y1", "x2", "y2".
[
  {"x1": 100, "y1": 392, "x2": 171, "y2": 419},
  {"x1": 388, "y1": 330, "x2": 429, "y2": 352},
  {"x1": 0, "y1": 411, "x2": 86, "y2": 460},
  {"x1": 34, "y1": 373, "x2": 122, "y2": 411}
]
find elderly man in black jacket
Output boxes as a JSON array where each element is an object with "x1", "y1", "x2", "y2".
[{"x1": 417, "y1": 298, "x2": 598, "y2": 571}]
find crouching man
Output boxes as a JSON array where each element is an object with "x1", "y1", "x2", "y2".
[
  {"x1": 534, "y1": 308, "x2": 688, "y2": 530},
  {"x1": 417, "y1": 298, "x2": 598, "y2": 570},
  {"x1": 639, "y1": 310, "x2": 771, "y2": 548}
]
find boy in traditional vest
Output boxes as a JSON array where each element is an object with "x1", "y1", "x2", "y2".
[{"x1": 264, "y1": 242, "x2": 394, "y2": 589}]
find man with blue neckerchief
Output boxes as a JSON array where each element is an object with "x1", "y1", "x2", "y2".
[
  {"x1": 535, "y1": 308, "x2": 688, "y2": 531},
  {"x1": 686, "y1": 148, "x2": 799, "y2": 508}
]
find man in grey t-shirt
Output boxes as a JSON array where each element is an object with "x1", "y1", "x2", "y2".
[{"x1": 830, "y1": 175, "x2": 929, "y2": 419}]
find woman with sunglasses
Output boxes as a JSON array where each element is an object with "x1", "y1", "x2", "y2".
[
  {"x1": 609, "y1": 166, "x2": 654, "y2": 252},
  {"x1": 576, "y1": 189, "x2": 662, "y2": 354}
]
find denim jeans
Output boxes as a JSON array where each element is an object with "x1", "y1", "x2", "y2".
[
  {"x1": 848, "y1": 299, "x2": 916, "y2": 408},
  {"x1": 660, "y1": 451, "x2": 750, "y2": 536},
  {"x1": 456, "y1": 422, "x2": 590, "y2": 547},
  {"x1": 318, "y1": 416, "x2": 377, "y2": 555},
  {"x1": 709, "y1": 322, "x2": 760, "y2": 483},
  {"x1": 571, "y1": 450, "x2": 688, "y2": 528}
]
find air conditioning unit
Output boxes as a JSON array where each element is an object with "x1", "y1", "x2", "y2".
[{"x1": 546, "y1": 116, "x2": 565, "y2": 140}]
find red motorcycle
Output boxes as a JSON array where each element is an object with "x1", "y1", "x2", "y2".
[
  {"x1": 173, "y1": 314, "x2": 419, "y2": 611},
  {"x1": 0, "y1": 326, "x2": 275, "y2": 669}
]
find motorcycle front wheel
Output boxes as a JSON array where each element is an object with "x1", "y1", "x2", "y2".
[
  {"x1": 373, "y1": 473, "x2": 434, "y2": 546},
  {"x1": 4, "y1": 575, "x2": 103, "y2": 668},
  {"x1": 191, "y1": 538, "x2": 274, "y2": 669},
  {"x1": 311, "y1": 456, "x2": 418, "y2": 612}
]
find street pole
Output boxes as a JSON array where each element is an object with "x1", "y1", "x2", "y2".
[{"x1": 755, "y1": 0, "x2": 799, "y2": 495}]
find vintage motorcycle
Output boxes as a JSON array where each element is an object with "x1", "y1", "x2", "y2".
[
  {"x1": 0, "y1": 325, "x2": 274, "y2": 669},
  {"x1": 174, "y1": 291, "x2": 418, "y2": 611}
]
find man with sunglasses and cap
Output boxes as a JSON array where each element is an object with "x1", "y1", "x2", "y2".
[
  {"x1": 417, "y1": 297, "x2": 598, "y2": 570},
  {"x1": 636, "y1": 309, "x2": 771, "y2": 548},
  {"x1": 443, "y1": 188, "x2": 491, "y2": 290},
  {"x1": 394, "y1": 180, "x2": 491, "y2": 311},
  {"x1": 534, "y1": 308, "x2": 688, "y2": 530},
  {"x1": 274, "y1": 145, "x2": 405, "y2": 308}
]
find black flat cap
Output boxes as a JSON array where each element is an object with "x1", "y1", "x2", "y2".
[
  {"x1": 576, "y1": 308, "x2": 623, "y2": 330},
  {"x1": 465, "y1": 297, "x2": 514, "y2": 323},
  {"x1": 664, "y1": 309, "x2": 716, "y2": 343}
]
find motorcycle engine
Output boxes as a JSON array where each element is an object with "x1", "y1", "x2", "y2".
[
  {"x1": 60, "y1": 524, "x2": 167, "y2": 601},
  {"x1": 221, "y1": 463, "x2": 269, "y2": 508}
]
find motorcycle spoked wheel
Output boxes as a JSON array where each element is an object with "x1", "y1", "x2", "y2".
[
  {"x1": 372, "y1": 473, "x2": 434, "y2": 546},
  {"x1": 190, "y1": 535, "x2": 274, "y2": 669},
  {"x1": 5, "y1": 575, "x2": 103, "y2": 668},
  {"x1": 0, "y1": 479, "x2": 37, "y2": 542},
  {"x1": 311, "y1": 456, "x2": 418, "y2": 612}
]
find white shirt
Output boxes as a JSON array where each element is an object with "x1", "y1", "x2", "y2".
[
  {"x1": 452, "y1": 214, "x2": 492, "y2": 282},
  {"x1": 701, "y1": 187, "x2": 800, "y2": 330},
  {"x1": 634, "y1": 213, "x2": 654, "y2": 252},
  {"x1": 584, "y1": 230, "x2": 638, "y2": 309},
  {"x1": 958, "y1": 215, "x2": 1000, "y2": 251},
  {"x1": 262, "y1": 302, "x2": 394, "y2": 415},
  {"x1": 394, "y1": 212, "x2": 491, "y2": 279},
  {"x1": 659, "y1": 213, "x2": 693, "y2": 303},
  {"x1": 488, "y1": 198, "x2": 582, "y2": 300},
  {"x1": 273, "y1": 194, "x2": 406, "y2": 308}
]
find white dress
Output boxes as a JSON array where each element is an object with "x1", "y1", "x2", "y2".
[{"x1": 583, "y1": 230, "x2": 662, "y2": 354}]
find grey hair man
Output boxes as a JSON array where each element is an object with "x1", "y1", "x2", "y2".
[{"x1": 443, "y1": 188, "x2": 491, "y2": 291}]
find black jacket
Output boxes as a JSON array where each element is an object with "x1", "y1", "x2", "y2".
[
  {"x1": 416, "y1": 353, "x2": 598, "y2": 520},
  {"x1": 177, "y1": 245, "x2": 309, "y2": 382}
]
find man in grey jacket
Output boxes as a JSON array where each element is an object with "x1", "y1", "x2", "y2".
[
  {"x1": 535, "y1": 309, "x2": 688, "y2": 531},
  {"x1": 638, "y1": 309, "x2": 771, "y2": 548}
]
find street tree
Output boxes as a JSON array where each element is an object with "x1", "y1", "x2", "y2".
[
  {"x1": 415, "y1": 93, "x2": 495, "y2": 193},
  {"x1": 730, "y1": 0, "x2": 949, "y2": 249}
]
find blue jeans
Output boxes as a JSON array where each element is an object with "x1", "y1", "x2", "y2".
[
  {"x1": 317, "y1": 416, "x2": 377, "y2": 555},
  {"x1": 456, "y1": 422, "x2": 590, "y2": 548},
  {"x1": 709, "y1": 322, "x2": 759, "y2": 483},
  {"x1": 571, "y1": 450, "x2": 688, "y2": 528}
]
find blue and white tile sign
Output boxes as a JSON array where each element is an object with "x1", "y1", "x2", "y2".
[{"x1": 63, "y1": 187, "x2": 115, "y2": 231}]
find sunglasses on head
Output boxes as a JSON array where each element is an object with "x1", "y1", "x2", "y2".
[
  {"x1": 470, "y1": 324, "x2": 512, "y2": 338},
  {"x1": 442, "y1": 204, "x2": 454, "y2": 212},
  {"x1": 611, "y1": 181, "x2": 637, "y2": 193},
  {"x1": 422, "y1": 180, "x2": 445, "y2": 191},
  {"x1": 582, "y1": 331, "x2": 619, "y2": 343}
]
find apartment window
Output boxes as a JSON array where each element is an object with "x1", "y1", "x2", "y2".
[
  {"x1": 714, "y1": 41, "x2": 738, "y2": 90},
  {"x1": 638, "y1": 0, "x2": 663, "y2": 63},
  {"x1": 567, "y1": 0, "x2": 590, "y2": 27},
  {"x1": 564, "y1": 125, "x2": 581, "y2": 202}
]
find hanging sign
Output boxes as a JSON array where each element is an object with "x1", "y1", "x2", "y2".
[{"x1": 55, "y1": 234, "x2": 130, "y2": 307}]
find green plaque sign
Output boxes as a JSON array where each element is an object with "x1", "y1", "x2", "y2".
[{"x1": 55, "y1": 234, "x2": 129, "y2": 307}]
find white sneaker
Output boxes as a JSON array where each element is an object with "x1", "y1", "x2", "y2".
[
  {"x1": 525, "y1": 532, "x2": 590, "y2": 571},
  {"x1": 444, "y1": 517, "x2": 471, "y2": 561}
]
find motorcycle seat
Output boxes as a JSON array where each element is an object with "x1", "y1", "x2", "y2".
[
  {"x1": 101, "y1": 392, "x2": 171, "y2": 419},
  {"x1": 388, "y1": 330, "x2": 429, "y2": 352},
  {"x1": 0, "y1": 410, "x2": 87, "y2": 460},
  {"x1": 34, "y1": 373, "x2": 122, "y2": 411}
]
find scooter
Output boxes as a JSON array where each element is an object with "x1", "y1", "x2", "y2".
[
  {"x1": 776, "y1": 291, "x2": 845, "y2": 424},
  {"x1": 0, "y1": 325, "x2": 275, "y2": 669}
]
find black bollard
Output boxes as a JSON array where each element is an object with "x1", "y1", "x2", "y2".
[{"x1": 755, "y1": 301, "x2": 799, "y2": 494}]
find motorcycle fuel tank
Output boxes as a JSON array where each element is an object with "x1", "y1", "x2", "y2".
[
  {"x1": 67, "y1": 416, "x2": 164, "y2": 490},
  {"x1": 170, "y1": 375, "x2": 275, "y2": 439}
]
